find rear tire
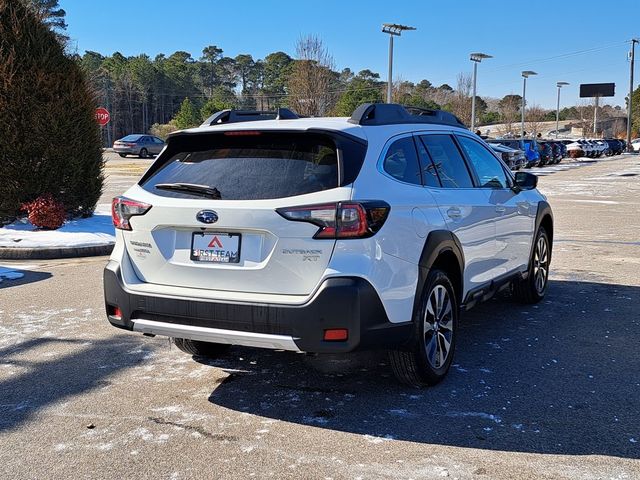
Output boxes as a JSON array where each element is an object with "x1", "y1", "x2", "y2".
[
  {"x1": 118, "y1": 153, "x2": 126, "y2": 158},
  {"x1": 139, "y1": 148, "x2": 148, "y2": 159},
  {"x1": 173, "y1": 338, "x2": 231, "y2": 358},
  {"x1": 389, "y1": 269, "x2": 458, "y2": 388},
  {"x1": 514, "y1": 227, "x2": 550, "y2": 304}
]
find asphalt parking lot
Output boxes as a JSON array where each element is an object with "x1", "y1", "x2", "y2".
[{"x1": 0, "y1": 153, "x2": 639, "y2": 479}]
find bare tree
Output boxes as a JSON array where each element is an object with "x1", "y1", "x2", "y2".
[
  {"x1": 287, "y1": 35, "x2": 335, "y2": 116},
  {"x1": 447, "y1": 73, "x2": 473, "y2": 126},
  {"x1": 575, "y1": 100, "x2": 594, "y2": 137},
  {"x1": 525, "y1": 104, "x2": 546, "y2": 138},
  {"x1": 391, "y1": 77, "x2": 414, "y2": 104},
  {"x1": 496, "y1": 94, "x2": 521, "y2": 136}
]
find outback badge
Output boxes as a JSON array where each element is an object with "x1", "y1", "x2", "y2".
[{"x1": 196, "y1": 210, "x2": 218, "y2": 224}]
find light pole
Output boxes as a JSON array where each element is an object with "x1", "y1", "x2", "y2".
[
  {"x1": 627, "y1": 39, "x2": 638, "y2": 151},
  {"x1": 470, "y1": 53, "x2": 492, "y2": 131},
  {"x1": 521, "y1": 71, "x2": 537, "y2": 138},
  {"x1": 555, "y1": 82, "x2": 569, "y2": 138},
  {"x1": 382, "y1": 23, "x2": 416, "y2": 103}
]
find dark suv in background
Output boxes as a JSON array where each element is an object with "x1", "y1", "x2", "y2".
[
  {"x1": 488, "y1": 139, "x2": 540, "y2": 168},
  {"x1": 605, "y1": 139, "x2": 624, "y2": 155},
  {"x1": 536, "y1": 141, "x2": 553, "y2": 166}
]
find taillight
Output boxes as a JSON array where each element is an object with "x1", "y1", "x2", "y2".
[
  {"x1": 276, "y1": 201, "x2": 390, "y2": 239},
  {"x1": 111, "y1": 196, "x2": 152, "y2": 231}
]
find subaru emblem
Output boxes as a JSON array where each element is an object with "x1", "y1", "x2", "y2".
[{"x1": 196, "y1": 210, "x2": 218, "y2": 224}]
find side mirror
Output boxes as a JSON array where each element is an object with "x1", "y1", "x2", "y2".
[{"x1": 514, "y1": 171, "x2": 538, "y2": 191}]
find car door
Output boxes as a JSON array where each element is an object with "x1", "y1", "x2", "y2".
[
  {"x1": 151, "y1": 136, "x2": 164, "y2": 154},
  {"x1": 417, "y1": 133, "x2": 497, "y2": 292},
  {"x1": 456, "y1": 134, "x2": 535, "y2": 276}
]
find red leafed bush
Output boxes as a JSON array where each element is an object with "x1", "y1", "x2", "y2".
[{"x1": 21, "y1": 194, "x2": 66, "y2": 230}]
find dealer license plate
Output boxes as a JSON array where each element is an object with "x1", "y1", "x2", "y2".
[{"x1": 191, "y1": 232, "x2": 241, "y2": 263}]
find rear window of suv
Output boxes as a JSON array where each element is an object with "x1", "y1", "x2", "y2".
[{"x1": 141, "y1": 132, "x2": 358, "y2": 200}]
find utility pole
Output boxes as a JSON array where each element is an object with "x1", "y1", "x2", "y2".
[
  {"x1": 627, "y1": 39, "x2": 638, "y2": 150},
  {"x1": 382, "y1": 24, "x2": 416, "y2": 103}
]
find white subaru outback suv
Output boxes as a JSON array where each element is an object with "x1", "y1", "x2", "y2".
[{"x1": 105, "y1": 103, "x2": 553, "y2": 387}]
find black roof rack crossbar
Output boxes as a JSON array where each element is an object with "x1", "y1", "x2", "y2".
[
  {"x1": 200, "y1": 108, "x2": 299, "y2": 127},
  {"x1": 348, "y1": 103, "x2": 467, "y2": 128}
]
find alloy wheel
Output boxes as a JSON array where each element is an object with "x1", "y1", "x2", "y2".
[
  {"x1": 423, "y1": 285, "x2": 454, "y2": 369},
  {"x1": 533, "y1": 236, "x2": 549, "y2": 294}
]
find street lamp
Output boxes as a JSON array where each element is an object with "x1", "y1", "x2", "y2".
[
  {"x1": 382, "y1": 23, "x2": 416, "y2": 103},
  {"x1": 555, "y1": 82, "x2": 569, "y2": 139},
  {"x1": 521, "y1": 71, "x2": 537, "y2": 138},
  {"x1": 470, "y1": 52, "x2": 492, "y2": 131}
]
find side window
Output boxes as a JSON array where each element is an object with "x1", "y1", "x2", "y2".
[
  {"x1": 457, "y1": 136, "x2": 509, "y2": 189},
  {"x1": 382, "y1": 137, "x2": 422, "y2": 185},
  {"x1": 414, "y1": 137, "x2": 442, "y2": 187},
  {"x1": 419, "y1": 134, "x2": 474, "y2": 188},
  {"x1": 154, "y1": 137, "x2": 164, "y2": 144}
]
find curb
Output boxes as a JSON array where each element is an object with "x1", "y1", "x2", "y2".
[{"x1": 0, "y1": 243, "x2": 114, "y2": 260}]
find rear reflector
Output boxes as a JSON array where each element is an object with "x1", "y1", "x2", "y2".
[
  {"x1": 323, "y1": 329, "x2": 348, "y2": 341},
  {"x1": 107, "y1": 305, "x2": 122, "y2": 319}
]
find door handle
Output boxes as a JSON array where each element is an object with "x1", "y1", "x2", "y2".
[
  {"x1": 447, "y1": 207, "x2": 462, "y2": 219},
  {"x1": 495, "y1": 206, "x2": 506, "y2": 214}
]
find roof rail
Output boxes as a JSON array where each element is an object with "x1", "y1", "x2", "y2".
[
  {"x1": 200, "y1": 108, "x2": 299, "y2": 127},
  {"x1": 348, "y1": 103, "x2": 467, "y2": 129}
]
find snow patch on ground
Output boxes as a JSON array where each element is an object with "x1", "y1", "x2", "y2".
[
  {"x1": 446, "y1": 411, "x2": 502, "y2": 424},
  {"x1": 0, "y1": 204, "x2": 114, "y2": 248}
]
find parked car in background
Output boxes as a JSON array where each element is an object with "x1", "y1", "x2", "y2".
[
  {"x1": 547, "y1": 141, "x2": 562, "y2": 164},
  {"x1": 566, "y1": 141, "x2": 584, "y2": 158},
  {"x1": 631, "y1": 138, "x2": 640, "y2": 152},
  {"x1": 605, "y1": 139, "x2": 623, "y2": 155},
  {"x1": 487, "y1": 143, "x2": 526, "y2": 170},
  {"x1": 489, "y1": 139, "x2": 540, "y2": 168},
  {"x1": 577, "y1": 140, "x2": 593, "y2": 157},
  {"x1": 592, "y1": 140, "x2": 608, "y2": 157},
  {"x1": 537, "y1": 141, "x2": 553, "y2": 166},
  {"x1": 556, "y1": 141, "x2": 568, "y2": 159},
  {"x1": 113, "y1": 134, "x2": 166, "y2": 158},
  {"x1": 620, "y1": 139, "x2": 628, "y2": 152},
  {"x1": 591, "y1": 140, "x2": 605, "y2": 157}
]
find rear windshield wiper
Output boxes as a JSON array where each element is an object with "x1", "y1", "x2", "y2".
[{"x1": 155, "y1": 183, "x2": 221, "y2": 199}]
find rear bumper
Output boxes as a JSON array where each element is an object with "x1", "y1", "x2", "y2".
[
  {"x1": 113, "y1": 147, "x2": 138, "y2": 154},
  {"x1": 103, "y1": 261, "x2": 412, "y2": 354}
]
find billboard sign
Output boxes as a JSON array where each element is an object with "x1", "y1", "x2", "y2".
[{"x1": 579, "y1": 83, "x2": 615, "y2": 98}]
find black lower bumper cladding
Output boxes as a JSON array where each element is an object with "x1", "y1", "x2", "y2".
[{"x1": 103, "y1": 262, "x2": 412, "y2": 353}]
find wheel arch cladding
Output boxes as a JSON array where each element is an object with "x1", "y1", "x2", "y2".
[
  {"x1": 535, "y1": 201, "x2": 554, "y2": 257},
  {"x1": 414, "y1": 231, "x2": 465, "y2": 312}
]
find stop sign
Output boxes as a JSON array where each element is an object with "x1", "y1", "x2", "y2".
[{"x1": 95, "y1": 107, "x2": 110, "y2": 126}]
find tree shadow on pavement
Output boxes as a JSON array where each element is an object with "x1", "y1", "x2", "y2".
[
  {"x1": 0, "y1": 267, "x2": 52, "y2": 289},
  {"x1": 206, "y1": 279, "x2": 640, "y2": 459},
  {"x1": 0, "y1": 336, "x2": 150, "y2": 432}
]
